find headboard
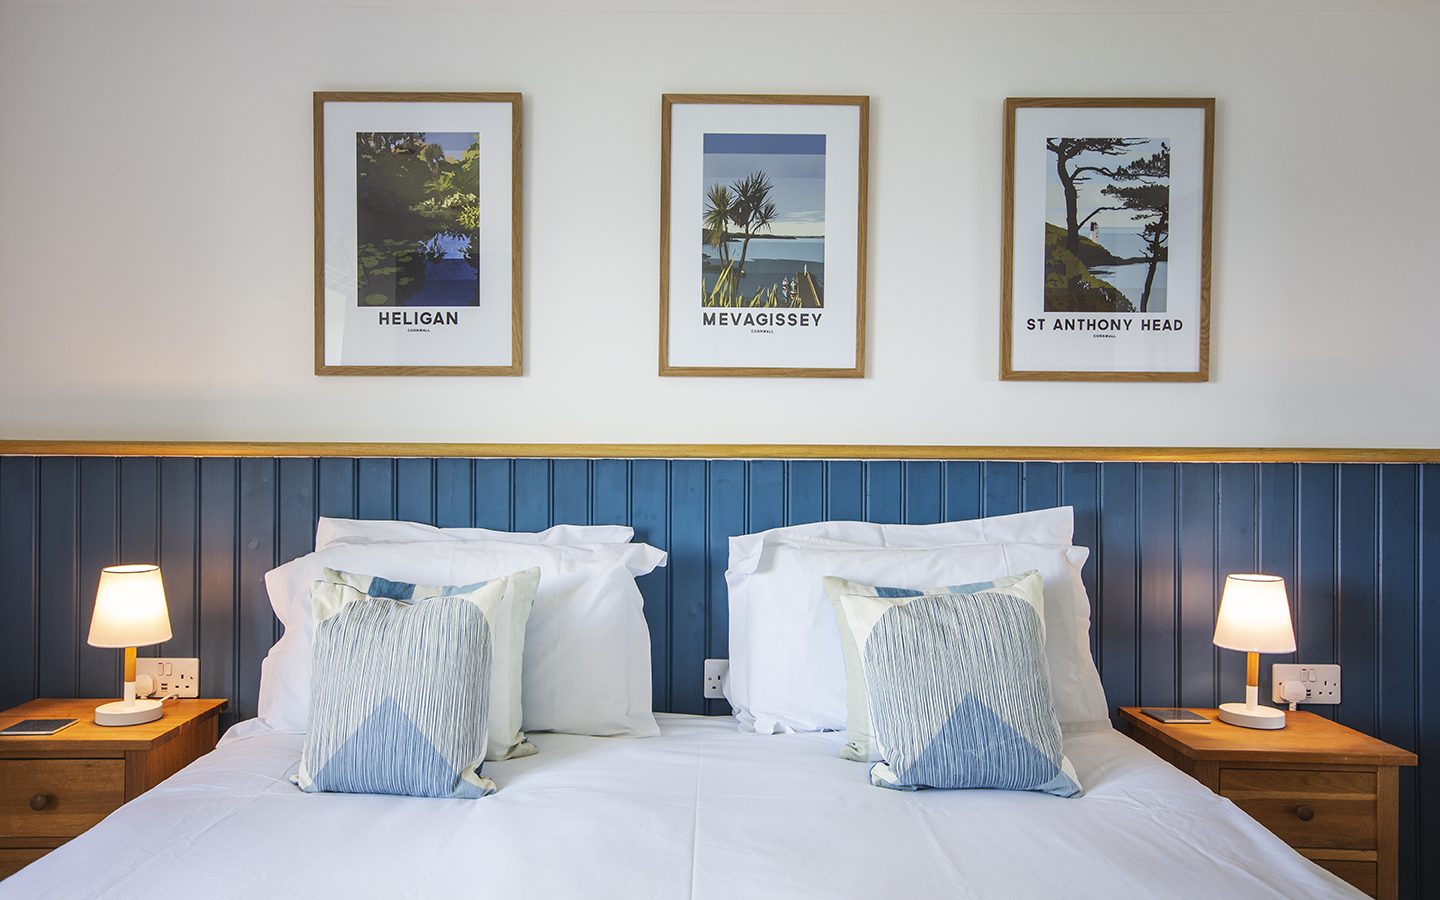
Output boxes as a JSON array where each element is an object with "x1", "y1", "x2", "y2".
[{"x1": 0, "y1": 452, "x2": 1433, "y2": 891}]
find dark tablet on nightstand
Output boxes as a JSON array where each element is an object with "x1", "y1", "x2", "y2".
[
  {"x1": 1140, "y1": 708, "x2": 1211, "y2": 725},
  {"x1": 0, "y1": 718, "x2": 78, "y2": 736}
]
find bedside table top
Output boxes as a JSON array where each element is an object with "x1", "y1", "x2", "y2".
[
  {"x1": 0, "y1": 698, "x2": 228, "y2": 752},
  {"x1": 1119, "y1": 707, "x2": 1417, "y2": 767}
]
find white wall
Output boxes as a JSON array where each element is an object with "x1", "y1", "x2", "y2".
[{"x1": 1, "y1": 0, "x2": 1436, "y2": 447}]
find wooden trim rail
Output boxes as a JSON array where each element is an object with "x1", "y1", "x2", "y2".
[{"x1": 1, "y1": 441, "x2": 1437, "y2": 463}]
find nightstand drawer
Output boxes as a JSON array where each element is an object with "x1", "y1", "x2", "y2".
[
  {"x1": 1313, "y1": 860, "x2": 1377, "y2": 896},
  {"x1": 1219, "y1": 768, "x2": 1376, "y2": 850},
  {"x1": 0, "y1": 849, "x2": 50, "y2": 880},
  {"x1": 0, "y1": 759, "x2": 126, "y2": 837}
]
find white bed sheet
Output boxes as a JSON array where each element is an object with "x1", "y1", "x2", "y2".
[{"x1": 3, "y1": 716, "x2": 1360, "y2": 899}]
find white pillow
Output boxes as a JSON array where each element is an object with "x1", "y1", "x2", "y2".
[
  {"x1": 724, "y1": 507, "x2": 1084, "y2": 730},
  {"x1": 259, "y1": 540, "x2": 666, "y2": 738},
  {"x1": 314, "y1": 517, "x2": 635, "y2": 550},
  {"x1": 726, "y1": 539, "x2": 1108, "y2": 736}
]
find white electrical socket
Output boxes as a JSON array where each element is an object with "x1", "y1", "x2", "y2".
[
  {"x1": 1271, "y1": 663, "x2": 1341, "y2": 705},
  {"x1": 135, "y1": 657, "x2": 200, "y2": 698},
  {"x1": 703, "y1": 659, "x2": 729, "y2": 699}
]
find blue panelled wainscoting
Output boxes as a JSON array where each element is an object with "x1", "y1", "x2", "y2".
[{"x1": 0, "y1": 455, "x2": 1436, "y2": 895}]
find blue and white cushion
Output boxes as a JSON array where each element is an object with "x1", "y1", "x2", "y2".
[
  {"x1": 823, "y1": 573, "x2": 1025, "y2": 762},
  {"x1": 295, "y1": 575, "x2": 527, "y2": 798},
  {"x1": 323, "y1": 567, "x2": 538, "y2": 760},
  {"x1": 829, "y1": 571, "x2": 1082, "y2": 796}
]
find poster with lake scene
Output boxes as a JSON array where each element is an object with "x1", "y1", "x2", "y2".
[
  {"x1": 662, "y1": 95, "x2": 868, "y2": 377},
  {"x1": 316, "y1": 93, "x2": 522, "y2": 375},
  {"x1": 356, "y1": 131, "x2": 480, "y2": 308},
  {"x1": 1002, "y1": 99, "x2": 1213, "y2": 381},
  {"x1": 701, "y1": 133, "x2": 825, "y2": 309}
]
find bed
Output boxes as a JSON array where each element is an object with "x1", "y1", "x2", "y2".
[
  {"x1": 0, "y1": 511, "x2": 1373, "y2": 897},
  {"x1": 1, "y1": 714, "x2": 1359, "y2": 898}
]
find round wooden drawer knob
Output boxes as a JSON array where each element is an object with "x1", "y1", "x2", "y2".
[
  {"x1": 29, "y1": 793, "x2": 51, "y2": 811},
  {"x1": 1295, "y1": 804, "x2": 1315, "y2": 822}
]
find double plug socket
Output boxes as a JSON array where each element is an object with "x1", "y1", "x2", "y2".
[
  {"x1": 1271, "y1": 663, "x2": 1341, "y2": 705},
  {"x1": 134, "y1": 657, "x2": 200, "y2": 698}
]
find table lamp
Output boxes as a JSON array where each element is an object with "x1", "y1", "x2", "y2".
[
  {"x1": 1212, "y1": 573, "x2": 1297, "y2": 729},
  {"x1": 87, "y1": 564, "x2": 173, "y2": 726}
]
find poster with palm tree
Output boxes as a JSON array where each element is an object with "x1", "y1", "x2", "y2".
[
  {"x1": 1002, "y1": 98, "x2": 1213, "y2": 382},
  {"x1": 662, "y1": 95, "x2": 867, "y2": 377},
  {"x1": 315, "y1": 92, "x2": 522, "y2": 376},
  {"x1": 701, "y1": 133, "x2": 825, "y2": 309}
]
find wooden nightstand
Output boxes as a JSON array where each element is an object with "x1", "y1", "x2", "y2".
[
  {"x1": 1119, "y1": 707, "x2": 1417, "y2": 900},
  {"x1": 0, "y1": 697, "x2": 227, "y2": 879}
]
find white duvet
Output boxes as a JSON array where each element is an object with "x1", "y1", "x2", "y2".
[{"x1": 3, "y1": 716, "x2": 1359, "y2": 899}]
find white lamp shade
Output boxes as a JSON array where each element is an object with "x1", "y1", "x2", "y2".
[
  {"x1": 87, "y1": 564, "x2": 173, "y2": 648},
  {"x1": 1212, "y1": 573, "x2": 1297, "y2": 654}
]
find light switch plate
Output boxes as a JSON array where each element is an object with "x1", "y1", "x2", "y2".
[
  {"x1": 703, "y1": 659, "x2": 729, "y2": 699},
  {"x1": 1271, "y1": 663, "x2": 1341, "y2": 704},
  {"x1": 135, "y1": 657, "x2": 200, "y2": 698}
]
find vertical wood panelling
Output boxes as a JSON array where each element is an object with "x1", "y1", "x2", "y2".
[
  {"x1": 434, "y1": 459, "x2": 473, "y2": 527},
  {"x1": 865, "y1": 461, "x2": 903, "y2": 524},
  {"x1": 747, "y1": 461, "x2": 785, "y2": 534},
  {"x1": 474, "y1": 459, "x2": 513, "y2": 530},
  {"x1": 357, "y1": 459, "x2": 396, "y2": 521},
  {"x1": 1021, "y1": 462, "x2": 1060, "y2": 512},
  {"x1": 316, "y1": 458, "x2": 357, "y2": 519},
  {"x1": 0, "y1": 458, "x2": 37, "y2": 710},
  {"x1": 1098, "y1": 463, "x2": 1138, "y2": 709},
  {"x1": 35, "y1": 458, "x2": 77, "y2": 698},
  {"x1": 631, "y1": 460, "x2": 670, "y2": 710},
  {"x1": 1061, "y1": 462, "x2": 1100, "y2": 661},
  {"x1": 904, "y1": 461, "x2": 942, "y2": 525},
  {"x1": 1216, "y1": 464, "x2": 1259, "y2": 708},
  {"x1": 76, "y1": 458, "x2": 118, "y2": 697},
  {"x1": 551, "y1": 459, "x2": 591, "y2": 527},
  {"x1": 513, "y1": 459, "x2": 552, "y2": 532},
  {"x1": 1177, "y1": 464, "x2": 1218, "y2": 708},
  {"x1": 1338, "y1": 465, "x2": 1380, "y2": 738},
  {"x1": 395, "y1": 459, "x2": 434, "y2": 524},
  {"x1": 592, "y1": 459, "x2": 630, "y2": 526},
  {"x1": 0, "y1": 453, "x2": 1432, "y2": 897},
  {"x1": 668, "y1": 461, "x2": 706, "y2": 715},
  {"x1": 1138, "y1": 464, "x2": 1177, "y2": 707},
  {"x1": 118, "y1": 458, "x2": 158, "y2": 572},
  {"x1": 786, "y1": 461, "x2": 823, "y2": 524},
  {"x1": 1379, "y1": 465, "x2": 1420, "y2": 899},
  {"x1": 1258, "y1": 464, "x2": 1299, "y2": 666},
  {"x1": 276, "y1": 459, "x2": 316, "y2": 641},
  {"x1": 982, "y1": 462, "x2": 1022, "y2": 517},
  {"x1": 157, "y1": 458, "x2": 198, "y2": 658},
  {"x1": 944, "y1": 461, "x2": 982, "y2": 522},
  {"x1": 197, "y1": 459, "x2": 236, "y2": 722},
  {"x1": 707, "y1": 461, "x2": 745, "y2": 716},
  {"x1": 1419, "y1": 465, "x2": 1440, "y2": 898},
  {"x1": 1297, "y1": 464, "x2": 1338, "y2": 710},
  {"x1": 277, "y1": 460, "x2": 317, "y2": 565},
  {"x1": 236, "y1": 459, "x2": 275, "y2": 722},
  {"x1": 826, "y1": 461, "x2": 863, "y2": 521}
]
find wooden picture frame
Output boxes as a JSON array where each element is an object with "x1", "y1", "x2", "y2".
[
  {"x1": 314, "y1": 91, "x2": 522, "y2": 375},
  {"x1": 660, "y1": 94, "x2": 868, "y2": 377},
  {"x1": 1001, "y1": 97, "x2": 1214, "y2": 382}
]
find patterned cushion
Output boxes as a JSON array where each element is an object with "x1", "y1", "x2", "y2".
[
  {"x1": 823, "y1": 573, "x2": 1025, "y2": 762},
  {"x1": 295, "y1": 574, "x2": 531, "y2": 798},
  {"x1": 831, "y1": 571, "x2": 1082, "y2": 796},
  {"x1": 323, "y1": 567, "x2": 538, "y2": 760}
]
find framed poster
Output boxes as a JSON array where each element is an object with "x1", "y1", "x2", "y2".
[
  {"x1": 660, "y1": 94, "x2": 868, "y2": 377},
  {"x1": 1001, "y1": 98, "x2": 1214, "y2": 381},
  {"x1": 314, "y1": 91, "x2": 521, "y2": 375}
]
